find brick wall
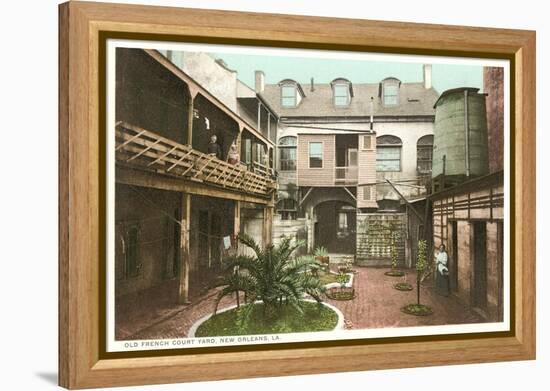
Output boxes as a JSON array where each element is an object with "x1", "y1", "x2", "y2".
[{"x1": 483, "y1": 67, "x2": 504, "y2": 173}]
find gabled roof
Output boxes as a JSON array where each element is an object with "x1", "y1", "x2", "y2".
[{"x1": 259, "y1": 82, "x2": 439, "y2": 118}]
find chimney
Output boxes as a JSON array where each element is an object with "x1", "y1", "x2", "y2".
[
  {"x1": 423, "y1": 64, "x2": 432, "y2": 89},
  {"x1": 310, "y1": 77, "x2": 315, "y2": 92},
  {"x1": 254, "y1": 70, "x2": 265, "y2": 93}
]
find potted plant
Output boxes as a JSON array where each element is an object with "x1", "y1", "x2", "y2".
[{"x1": 314, "y1": 246, "x2": 330, "y2": 267}]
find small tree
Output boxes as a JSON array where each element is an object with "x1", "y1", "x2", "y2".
[
  {"x1": 402, "y1": 239, "x2": 432, "y2": 316},
  {"x1": 416, "y1": 239, "x2": 428, "y2": 305}
]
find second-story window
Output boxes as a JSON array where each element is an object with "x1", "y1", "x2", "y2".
[
  {"x1": 309, "y1": 142, "x2": 323, "y2": 168},
  {"x1": 417, "y1": 135, "x2": 434, "y2": 174},
  {"x1": 376, "y1": 135, "x2": 402, "y2": 172},
  {"x1": 279, "y1": 136, "x2": 297, "y2": 171},
  {"x1": 281, "y1": 85, "x2": 297, "y2": 107}
]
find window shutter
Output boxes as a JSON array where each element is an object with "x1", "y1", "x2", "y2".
[
  {"x1": 363, "y1": 135, "x2": 373, "y2": 150},
  {"x1": 363, "y1": 186, "x2": 371, "y2": 201}
]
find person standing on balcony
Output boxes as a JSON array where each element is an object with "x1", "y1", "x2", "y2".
[
  {"x1": 227, "y1": 141, "x2": 240, "y2": 165},
  {"x1": 208, "y1": 134, "x2": 222, "y2": 159}
]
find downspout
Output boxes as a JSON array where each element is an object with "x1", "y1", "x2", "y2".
[
  {"x1": 464, "y1": 89, "x2": 470, "y2": 178},
  {"x1": 369, "y1": 97, "x2": 374, "y2": 131}
]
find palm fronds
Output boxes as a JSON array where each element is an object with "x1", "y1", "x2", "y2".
[{"x1": 213, "y1": 234, "x2": 324, "y2": 318}]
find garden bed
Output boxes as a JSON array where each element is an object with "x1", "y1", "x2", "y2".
[
  {"x1": 394, "y1": 282, "x2": 413, "y2": 291},
  {"x1": 325, "y1": 287, "x2": 355, "y2": 301},
  {"x1": 401, "y1": 303, "x2": 433, "y2": 316},
  {"x1": 190, "y1": 300, "x2": 343, "y2": 337},
  {"x1": 384, "y1": 270, "x2": 405, "y2": 277}
]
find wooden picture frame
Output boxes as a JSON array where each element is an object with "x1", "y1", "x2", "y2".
[{"x1": 59, "y1": 1, "x2": 536, "y2": 389}]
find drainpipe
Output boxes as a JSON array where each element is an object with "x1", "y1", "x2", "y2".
[
  {"x1": 464, "y1": 89, "x2": 470, "y2": 178},
  {"x1": 369, "y1": 97, "x2": 374, "y2": 131}
]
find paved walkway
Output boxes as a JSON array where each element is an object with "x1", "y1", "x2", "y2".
[{"x1": 117, "y1": 266, "x2": 483, "y2": 341}]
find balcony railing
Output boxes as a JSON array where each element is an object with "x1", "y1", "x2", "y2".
[
  {"x1": 115, "y1": 121, "x2": 276, "y2": 197},
  {"x1": 334, "y1": 166, "x2": 358, "y2": 185}
]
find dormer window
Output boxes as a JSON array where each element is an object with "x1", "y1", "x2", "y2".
[
  {"x1": 381, "y1": 77, "x2": 401, "y2": 106},
  {"x1": 279, "y1": 79, "x2": 304, "y2": 108},
  {"x1": 281, "y1": 85, "x2": 297, "y2": 107},
  {"x1": 331, "y1": 78, "x2": 353, "y2": 107}
]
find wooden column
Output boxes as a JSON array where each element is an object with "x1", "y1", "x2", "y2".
[
  {"x1": 267, "y1": 112, "x2": 271, "y2": 141},
  {"x1": 178, "y1": 193, "x2": 191, "y2": 304},
  {"x1": 236, "y1": 125, "x2": 243, "y2": 156},
  {"x1": 262, "y1": 206, "x2": 274, "y2": 247},
  {"x1": 187, "y1": 87, "x2": 198, "y2": 146},
  {"x1": 257, "y1": 101, "x2": 262, "y2": 132},
  {"x1": 234, "y1": 200, "x2": 241, "y2": 251}
]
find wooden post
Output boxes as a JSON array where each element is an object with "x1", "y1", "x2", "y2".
[
  {"x1": 262, "y1": 206, "x2": 273, "y2": 247},
  {"x1": 234, "y1": 200, "x2": 241, "y2": 247},
  {"x1": 236, "y1": 125, "x2": 243, "y2": 160},
  {"x1": 257, "y1": 101, "x2": 261, "y2": 132},
  {"x1": 178, "y1": 193, "x2": 191, "y2": 304},
  {"x1": 187, "y1": 88, "x2": 198, "y2": 147},
  {"x1": 267, "y1": 112, "x2": 271, "y2": 141},
  {"x1": 234, "y1": 200, "x2": 241, "y2": 306}
]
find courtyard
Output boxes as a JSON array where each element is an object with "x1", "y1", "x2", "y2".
[{"x1": 116, "y1": 263, "x2": 483, "y2": 341}]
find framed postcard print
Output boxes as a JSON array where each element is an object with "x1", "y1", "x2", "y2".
[{"x1": 59, "y1": 1, "x2": 536, "y2": 389}]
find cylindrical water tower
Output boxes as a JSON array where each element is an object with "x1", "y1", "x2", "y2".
[{"x1": 432, "y1": 87, "x2": 489, "y2": 184}]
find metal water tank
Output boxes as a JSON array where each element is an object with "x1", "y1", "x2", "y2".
[{"x1": 432, "y1": 87, "x2": 489, "y2": 179}]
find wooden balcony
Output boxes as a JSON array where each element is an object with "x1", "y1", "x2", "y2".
[{"x1": 115, "y1": 122, "x2": 276, "y2": 198}]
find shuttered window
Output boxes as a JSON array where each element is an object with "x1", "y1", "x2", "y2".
[
  {"x1": 278, "y1": 136, "x2": 297, "y2": 171},
  {"x1": 417, "y1": 135, "x2": 434, "y2": 174},
  {"x1": 362, "y1": 186, "x2": 372, "y2": 201},
  {"x1": 362, "y1": 135, "x2": 373, "y2": 150}
]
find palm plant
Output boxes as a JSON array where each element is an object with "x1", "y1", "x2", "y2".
[{"x1": 214, "y1": 234, "x2": 326, "y2": 320}]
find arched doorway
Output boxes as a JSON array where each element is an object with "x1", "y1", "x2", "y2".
[{"x1": 313, "y1": 200, "x2": 356, "y2": 254}]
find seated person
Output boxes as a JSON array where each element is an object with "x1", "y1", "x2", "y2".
[{"x1": 227, "y1": 141, "x2": 240, "y2": 165}]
